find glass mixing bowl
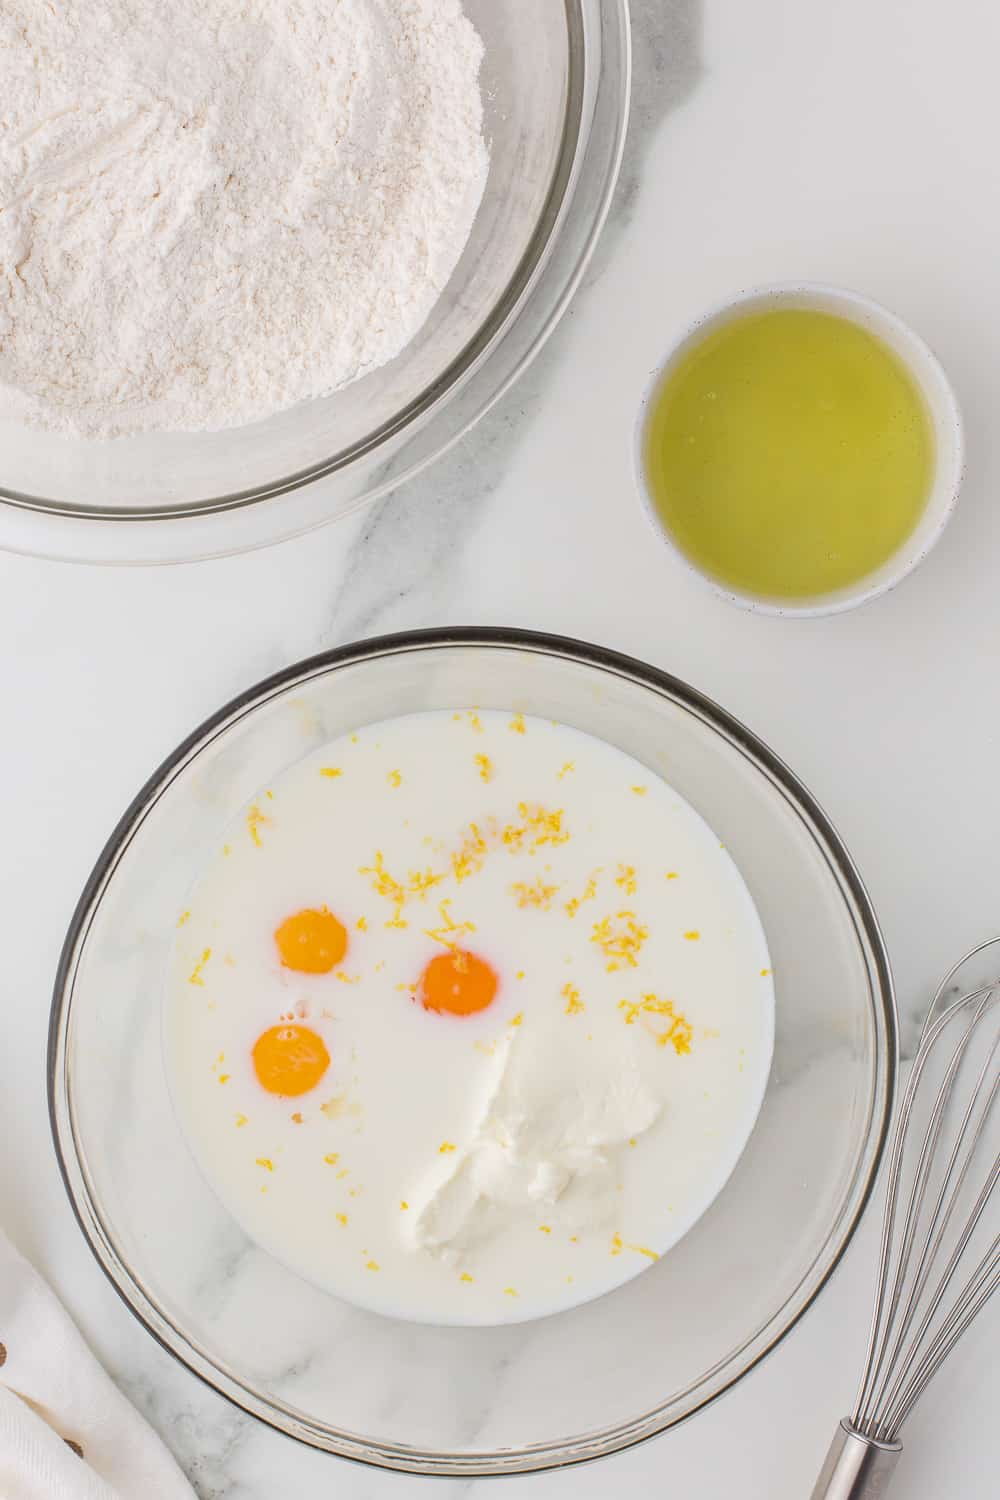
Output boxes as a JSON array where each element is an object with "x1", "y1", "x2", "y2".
[
  {"x1": 50, "y1": 630, "x2": 896, "y2": 1476},
  {"x1": 0, "y1": 3, "x2": 629, "y2": 565}
]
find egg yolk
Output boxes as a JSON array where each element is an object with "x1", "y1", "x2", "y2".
[
  {"x1": 274, "y1": 906, "x2": 347, "y2": 974},
  {"x1": 420, "y1": 950, "x2": 498, "y2": 1016},
  {"x1": 252, "y1": 1025, "x2": 330, "y2": 1096}
]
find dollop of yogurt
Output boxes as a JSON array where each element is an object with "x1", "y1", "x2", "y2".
[{"x1": 407, "y1": 1017, "x2": 661, "y2": 1260}]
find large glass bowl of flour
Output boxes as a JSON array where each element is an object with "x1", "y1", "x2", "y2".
[
  {"x1": 0, "y1": 2, "x2": 630, "y2": 563},
  {"x1": 50, "y1": 629, "x2": 896, "y2": 1476}
]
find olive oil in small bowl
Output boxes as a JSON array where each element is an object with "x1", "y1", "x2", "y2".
[{"x1": 636, "y1": 285, "x2": 963, "y2": 615}]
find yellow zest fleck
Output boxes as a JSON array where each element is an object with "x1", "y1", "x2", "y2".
[
  {"x1": 460, "y1": 1272, "x2": 474, "y2": 1283},
  {"x1": 616, "y1": 864, "x2": 638, "y2": 895},
  {"x1": 246, "y1": 804, "x2": 270, "y2": 846},
  {"x1": 222, "y1": 844, "x2": 232, "y2": 857},
  {"x1": 452, "y1": 822, "x2": 488, "y2": 882},
  {"x1": 658, "y1": 1002, "x2": 696, "y2": 1046},
  {"x1": 501, "y1": 821, "x2": 525, "y2": 853},
  {"x1": 503, "y1": 1286, "x2": 518, "y2": 1297},
  {"x1": 356, "y1": 916, "x2": 368, "y2": 932},
  {"x1": 320, "y1": 1096, "x2": 347, "y2": 1119},
  {"x1": 557, "y1": 761, "x2": 575, "y2": 779},
  {"x1": 323, "y1": 1153, "x2": 339, "y2": 1165},
  {"x1": 235, "y1": 1114, "x2": 248, "y2": 1128},
  {"x1": 538, "y1": 1225, "x2": 552, "y2": 1234},
  {"x1": 516, "y1": 969, "x2": 525, "y2": 980},
  {"x1": 188, "y1": 948, "x2": 212, "y2": 986},
  {"x1": 469, "y1": 713, "x2": 483, "y2": 733},
  {"x1": 565, "y1": 871, "x2": 600, "y2": 918},
  {"x1": 684, "y1": 930, "x2": 700, "y2": 941},
  {"x1": 475, "y1": 753, "x2": 494, "y2": 783},
  {"x1": 360, "y1": 849, "x2": 405, "y2": 904},
  {"x1": 449, "y1": 803, "x2": 570, "y2": 878},
  {"x1": 760, "y1": 967, "x2": 771, "y2": 977},
  {"x1": 609, "y1": 1232, "x2": 656, "y2": 1259},
  {"x1": 177, "y1": 909, "x2": 191, "y2": 927},
  {"x1": 366, "y1": 1260, "x2": 380, "y2": 1271},
  {"x1": 562, "y1": 981, "x2": 584, "y2": 1015},
  {"x1": 387, "y1": 769, "x2": 402, "y2": 788},
  {"x1": 439, "y1": 1141, "x2": 457, "y2": 1154},
  {"x1": 408, "y1": 867, "x2": 445, "y2": 900},
  {"x1": 375, "y1": 960, "x2": 385, "y2": 973},
  {"x1": 319, "y1": 767, "x2": 342, "y2": 779},
  {"x1": 508, "y1": 713, "x2": 525, "y2": 734},
  {"x1": 517, "y1": 801, "x2": 568, "y2": 851},
  {"x1": 256, "y1": 1158, "x2": 274, "y2": 1172},
  {"x1": 291, "y1": 1112, "x2": 303, "y2": 1124},
  {"x1": 511, "y1": 878, "x2": 558, "y2": 910},
  {"x1": 618, "y1": 993, "x2": 693, "y2": 1055},
  {"x1": 359, "y1": 851, "x2": 408, "y2": 928},
  {"x1": 569, "y1": 1236, "x2": 579, "y2": 1244},
  {"x1": 510, "y1": 1011, "x2": 524, "y2": 1027},
  {"x1": 336, "y1": 1168, "x2": 350, "y2": 1180},
  {"x1": 425, "y1": 899, "x2": 476, "y2": 954},
  {"x1": 591, "y1": 911, "x2": 649, "y2": 971},
  {"x1": 631, "y1": 785, "x2": 648, "y2": 797},
  {"x1": 265, "y1": 790, "x2": 273, "y2": 800},
  {"x1": 400, "y1": 1200, "x2": 409, "y2": 1211},
  {"x1": 629, "y1": 1137, "x2": 637, "y2": 1147},
  {"x1": 666, "y1": 871, "x2": 679, "y2": 881},
  {"x1": 336, "y1": 1213, "x2": 348, "y2": 1226},
  {"x1": 218, "y1": 1073, "x2": 230, "y2": 1085}
]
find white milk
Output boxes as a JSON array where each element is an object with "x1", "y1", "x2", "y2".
[{"x1": 165, "y1": 710, "x2": 773, "y2": 1325}]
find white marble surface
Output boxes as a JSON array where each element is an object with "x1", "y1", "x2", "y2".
[{"x1": 2, "y1": 0, "x2": 998, "y2": 1494}]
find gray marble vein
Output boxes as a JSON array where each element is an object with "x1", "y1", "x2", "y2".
[
  {"x1": 323, "y1": 1, "x2": 703, "y2": 649},
  {"x1": 583, "y1": 0, "x2": 704, "y2": 282}
]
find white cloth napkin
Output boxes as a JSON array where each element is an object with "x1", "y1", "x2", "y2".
[{"x1": 0, "y1": 1230, "x2": 195, "y2": 1500}]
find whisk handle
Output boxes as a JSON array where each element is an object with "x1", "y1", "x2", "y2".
[{"x1": 810, "y1": 1421, "x2": 902, "y2": 1500}]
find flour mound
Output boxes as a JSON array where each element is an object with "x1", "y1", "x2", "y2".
[{"x1": 0, "y1": 0, "x2": 488, "y2": 437}]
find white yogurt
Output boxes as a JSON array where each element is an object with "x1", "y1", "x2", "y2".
[{"x1": 165, "y1": 709, "x2": 774, "y2": 1325}]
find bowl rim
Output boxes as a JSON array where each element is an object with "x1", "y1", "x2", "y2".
[
  {"x1": 1, "y1": 0, "x2": 632, "y2": 565},
  {"x1": 633, "y1": 280, "x2": 966, "y2": 618},
  {"x1": 48, "y1": 626, "x2": 898, "y2": 1476}
]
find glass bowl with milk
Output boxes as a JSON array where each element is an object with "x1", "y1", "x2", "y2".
[{"x1": 50, "y1": 628, "x2": 895, "y2": 1475}]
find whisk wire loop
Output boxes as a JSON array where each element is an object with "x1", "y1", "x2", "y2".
[
  {"x1": 811, "y1": 941, "x2": 998, "y2": 1500},
  {"x1": 859, "y1": 994, "x2": 998, "y2": 1436}
]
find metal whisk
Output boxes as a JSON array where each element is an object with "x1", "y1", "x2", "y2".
[{"x1": 811, "y1": 939, "x2": 999, "y2": 1500}]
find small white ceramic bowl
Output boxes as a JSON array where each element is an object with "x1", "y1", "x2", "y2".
[{"x1": 634, "y1": 283, "x2": 965, "y2": 617}]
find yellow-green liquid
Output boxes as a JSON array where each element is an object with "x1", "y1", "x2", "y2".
[{"x1": 644, "y1": 308, "x2": 935, "y2": 600}]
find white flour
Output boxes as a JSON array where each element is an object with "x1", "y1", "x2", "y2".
[{"x1": 0, "y1": 0, "x2": 488, "y2": 437}]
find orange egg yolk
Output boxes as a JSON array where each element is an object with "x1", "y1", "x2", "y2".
[
  {"x1": 419, "y1": 950, "x2": 498, "y2": 1017},
  {"x1": 274, "y1": 906, "x2": 347, "y2": 974},
  {"x1": 252, "y1": 1025, "x2": 330, "y2": 1096}
]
